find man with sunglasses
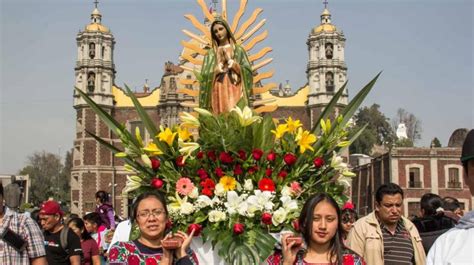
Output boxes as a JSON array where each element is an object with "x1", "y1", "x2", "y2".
[{"x1": 40, "y1": 200, "x2": 82, "y2": 265}]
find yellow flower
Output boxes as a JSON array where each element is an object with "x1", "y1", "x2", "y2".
[
  {"x1": 157, "y1": 127, "x2": 177, "y2": 146},
  {"x1": 178, "y1": 127, "x2": 192, "y2": 142},
  {"x1": 143, "y1": 142, "x2": 163, "y2": 156},
  {"x1": 219, "y1": 176, "x2": 237, "y2": 191},
  {"x1": 285, "y1": 117, "x2": 302, "y2": 133},
  {"x1": 271, "y1": 124, "x2": 288, "y2": 139},
  {"x1": 296, "y1": 127, "x2": 317, "y2": 153}
]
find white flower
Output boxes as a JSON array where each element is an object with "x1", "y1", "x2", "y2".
[
  {"x1": 208, "y1": 210, "x2": 226, "y2": 223},
  {"x1": 224, "y1": 191, "x2": 244, "y2": 215},
  {"x1": 272, "y1": 208, "x2": 288, "y2": 226},
  {"x1": 281, "y1": 196, "x2": 298, "y2": 211},
  {"x1": 231, "y1": 106, "x2": 262, "y2": 127},
  {"x1": 124, "y1": 175, "x2": 142, "y2": 193},
  {"x1": 337, "y1": 175, "x2": 352, "y2": 186},
  {"x1": 243, "y1": 179, "x2": 254, "y2": 191},
  {"x1": 180, "y1": 111, "x2": 200, "y2": 127},
  {"x1": 281, "y1": 186, "x2": 292, "y2": 197},
  {"x1": 214, "y1": 183, "x2": 226, "y2": 197},
  {"x1": 195, "y1": 195, "x2": 213, "y2": 208},
  {"x1": 194, "y1": 108, "x2": 213, "y2": 117},
  {"x1": 180, "y1": 202, "x2": 194, "y2": 215},
  {"x1": 188, "y1": 187, "x2": 199, "y2": 199},
  {"x1": 237, "y1": 202, "x2": 249, "y2": 217},
  {"x1": 141, "y1": 154, "x2": 152, "y2": 168},
  {"x1": 178, "y1": 140, "x2": 200, "y2": 161}
]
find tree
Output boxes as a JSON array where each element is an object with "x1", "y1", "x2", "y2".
[
  {"x1": 392, "y1": 108, "x2": 422, "y2": 143},
  {"x1": 19, "y1": 151, "x2": 70, "y2": 206},
  {"x1": 431, "y1": 137, "x2": 442, "y2": 147},
  {"x1": 349, "y1": 104, "x2": 395, "y2": 155}
]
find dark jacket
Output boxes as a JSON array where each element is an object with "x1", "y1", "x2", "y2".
[{"x1": 412, "y1": 213, "x2": 456, "y2": 253}]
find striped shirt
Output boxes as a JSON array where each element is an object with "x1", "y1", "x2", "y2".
[
  {"x1": 0, "y1": 207, "x2": 47, "y2": 265},
  {"x1": 381, "y1": 220, "x2": 414, "y2": 265}
]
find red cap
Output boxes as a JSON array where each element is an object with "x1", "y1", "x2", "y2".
[
  {"x1": 40, "y1": 200, "x2": 64, "y2": 216},
  {"x1": 342, "y1": 201, "x2": 355, "y2": 210}
]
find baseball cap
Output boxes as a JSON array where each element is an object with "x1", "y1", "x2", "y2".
[{"x1": 40, "y1": 200, "x2": 64, "y2": 216}]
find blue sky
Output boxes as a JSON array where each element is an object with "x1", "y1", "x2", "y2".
[{"x1": 1, "y1": 0, "x2": 473, "y2": 173}]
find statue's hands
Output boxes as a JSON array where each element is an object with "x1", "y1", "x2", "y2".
[
  {"x1": 218, "y1": 63, "x2": 225, "y2": 73},
  {"x1": 227, "y1": 59, "x2": 234, "y2": 68}
]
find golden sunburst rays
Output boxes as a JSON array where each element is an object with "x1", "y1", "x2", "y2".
[{"x1": 177, "y1": 0, "x2": 277, "y2": 113}]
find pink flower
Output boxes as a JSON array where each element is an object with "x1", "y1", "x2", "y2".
[
  {"x1": 261, "y1": 213, "x2": 272, "y2": 225},
  {"x1": 176, "y1": 177, "x2": 195, "y2": 196},
  {"x1": 290, "y1": 181, "x2": 302, "y2": 194}
]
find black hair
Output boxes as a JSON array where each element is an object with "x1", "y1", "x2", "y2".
[
  {"x1": 68, "y1": 217, "x2": 93, "y2": 240},
  {"x1": 298, "y1": 193, "x2": 344, "y2": 265},
  {"x1": 0, "y1": 182, "x2": 3, "y2": 197},
  {"x1": 420, "y1": 193, "x2": 442, "y2": 216},
  {"x1": 95, "y1": 190, "x2": 109, "y2": 204},
  {"x1": 442, "y1": 196, "x2": 461, "y2": 212},
  {"x1": 83, "y1": 212, "x2": 103, "y2": 226},
  {"x1": 375, "y1": 183, "x2": 404, "y2": 203},
  {"x1": 341, "y1": 208, "x2": 358, "y2": 222},
  {"x1": 131, "y1": 191, "x2": 168, "y2": 222}
]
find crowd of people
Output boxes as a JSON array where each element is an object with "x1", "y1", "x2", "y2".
[{"x1": 0, "y1": 130, "x2": 473, "y2": 264}]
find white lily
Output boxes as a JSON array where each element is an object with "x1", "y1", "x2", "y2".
[
  {"x1": 272, "y1": 207, "x2": 288, "y2": 226},
  {"x1": 194, "y1": 108, "x2": 213, "y2": 117},
  {"x1": 231, "y1": 106, "x2": 262, "y2": 127},
  {"x1": 180, "y1": 111, "x2": 200, "y2": 128},
  {"x1": 141, "y1": 154, "x2": 152, "y2": 168},
  {"x1": 224, "y1": 191, "x2": 245, "y2": 215},
  {"x1": 178, "y1": 140, "x2": 200, "y2": 161},
  {"x1": 124, "y1": 175, "x2": 142, "y2": 193},
  {"x1": 281, "y1": 196, "x2": 298, "y2": 211}
]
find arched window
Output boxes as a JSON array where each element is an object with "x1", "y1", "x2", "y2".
[
  {"x1": 89, "y1": 43, "x2": 96, "y2": 59},
  {"x1": 325, "y1": 43, "x2": 333, "y2": 59}
]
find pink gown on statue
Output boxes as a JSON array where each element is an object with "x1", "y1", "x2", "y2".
[{"x1": 211, "y1": 44, "x2": 243, "y2": 114}]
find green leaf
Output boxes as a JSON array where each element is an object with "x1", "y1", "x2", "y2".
[
  {"x1": 252, "y1": 114, "x2": 276, "y2": 151},
  {"x1": 310, "y1": 81, "x2": 347, "y2": 135}
]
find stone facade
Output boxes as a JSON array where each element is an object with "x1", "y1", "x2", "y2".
[{"x1": 351, "y1": 147, "x2": 473, "y2": 217}]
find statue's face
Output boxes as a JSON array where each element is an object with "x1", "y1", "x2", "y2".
[{"x1": 212, "y1": 23, "x2": 228, "y2": 44}]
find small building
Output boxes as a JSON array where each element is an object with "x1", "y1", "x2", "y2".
[{"x1": 351, "y1": 140, "x2": 472, "y2": 217}]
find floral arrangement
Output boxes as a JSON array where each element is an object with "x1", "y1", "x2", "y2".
[{"x1": 76, "y1": 73, "x2": 379, "y2": 264}]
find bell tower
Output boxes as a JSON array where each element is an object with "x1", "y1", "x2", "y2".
[
  {"x1": 306, "y1": 2, "x2": 348, "y2": 127},
  {"x1": 71, "y1": 1, "x2": 116, "y2": 215}
]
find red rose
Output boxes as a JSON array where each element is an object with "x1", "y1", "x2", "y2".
[
  {"x1": 202, "y1": 188, "x2": 213, "y2": 197},
  {"x1": 219, "y1": 152, "x2": 233, "y2": 164},
  {"x1": 165, "y1": 219, "x2": 173, "y2": 230},
  {"x1": 197, "y1": 168, "x2": 209, "y2": 180},
  {"x1": 187, "y1": 223, "x2": 202, "y2": 236},
  {"x1": 252, "y1": 149, "x2": 264, "y2": 160},
  {"x1": 150, "y1": 158, "x2": 160, "y2": 171},
  {"x1": 283, "y1": 153, "x2": 297, "y2": 166},
  {"x1": 278, "y1": 170, "x2": 288, "y2": 179},
  {"x1": 150, "y1": 178, "x2": 164, "y2": 189},
  {"x1": 258, "y1": 178, "x2": 276, "y2": 192},
  {"x1": 127, "y1": 255, "x2": 140, "y2": 265},
  {"x1": 145, "y1": 257, "x2": 158, "y2": 265},
  {"x1": 238, "y1": 150, "x2": 247, "y2": 160},
  {"x1": 313, "y1": 157, "x2": 325, "y2": 168},
  {"x1": 292, "y1": 219, "x2": 300, "y2": 232},
  {"x1": 248, "y1": 165, "x2": 259, "y2": 174},
  {"x1": 233, "y1": 223, "x2": 245, "y2": 235},
  {"x1": 261, "y1": 213, "x2": 272, "y2": 225},
  {"x1": 197, "y1": 151, "x2": 204, "y2": 159},
  {"x1": 215, "y1": 167, "x2": 224, "y2": 177},
  {"x1": 342, "y1": 254, "x2": 355, "y2": 265},
  {"x1": 109, "y1": 247, "x2": 119, "y2": 260},
  {"x1": 176, "y1": 156, "x2": 185, "y2": 167},
  {"x1": 234, "y1": 164, "x2": 243, "y2": 175},
  {"x1": 265, "y1": 168, "x2": 273, "y2": 177},
  {"x1": 207, "y1": 150, "x2": 216, "y2": 161},
  {"x1": 266, "y1": 151, "x2": 276, "y2": 162}
]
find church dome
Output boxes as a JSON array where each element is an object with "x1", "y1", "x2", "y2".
[
  {"x1": 85, "y1": 23, "x2": 110, "y2": 33},
  {"x1": 312, "y1": 24, "x2": 337, "y2": 34}
]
